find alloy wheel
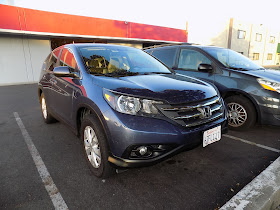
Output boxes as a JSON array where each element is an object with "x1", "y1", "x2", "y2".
[
  {"x1": 227, "y1": 102, "x2": 247, "y2": 127},
  {"x1": 41, "y1": 97, "x2": 48, "y2": 119},
  {"x1": 84, "y1": 126, "x2": 101, "y2": 168}
]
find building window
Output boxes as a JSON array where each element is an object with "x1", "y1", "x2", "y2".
[
  {"x1": 253, "y1": 53, "x2": 260, "y2": 60},
  {"x1": 238, "y1": 30, "x2": 246, "y2": 39},
  {"x1": 267, "y1": 53, "x2": 273, "y2": 60},
  {"x1": 239, "y1": 52, "x2": 244, "y2": 55},
  {"x1": 255, "y1": 33, "x2": 262, "y2": 42},
  {"x1": 269, "y1": 36, "x2": 275, "y2": 43}
]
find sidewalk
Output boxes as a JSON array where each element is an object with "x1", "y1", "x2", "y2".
[{"x1": 220, "y1": 156, "x2": 280, "y2": 210}]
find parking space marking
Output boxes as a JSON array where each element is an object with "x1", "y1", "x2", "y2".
[
  {"x1": 14, "y1": 112, "x2": 68, "y2": 210},
  {"x1": 223, "y1": 134, "x2": 280, "y2": 153}
]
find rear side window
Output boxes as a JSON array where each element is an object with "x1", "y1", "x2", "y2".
[
  {"x1": 178, "y1": 49, "x2": 211, "y2": 71},
  {"x1": 48, "y1": 48, "x2": 61, "y2": 71},
  {"x1": 42, "y1": 54, "x2": 51, "y2": 71},
  {"x1": 59, "y1": 48, "x2": 79, "y2": 73},
  {"x1": 152, "y1": 48, "x2": 177, "y2": 68}
]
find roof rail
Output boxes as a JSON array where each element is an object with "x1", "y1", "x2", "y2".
[{"x1": 142, "y1": 42, "x2": 196, "y2": 50}]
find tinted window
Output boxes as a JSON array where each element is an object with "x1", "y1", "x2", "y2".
[
  {"x1": 178, "y1": 49, "x2": 211, "y2": 71},
  {"x1": 59, "y1": 48, "x2": 79, "y2": 73},
  {"x1": 48, "y1": 48, "x2": 60, "y2": 71},
  {"x1": 152, "y1": 48, "x2": 177, "y2": 68},
  {"x1": 42, "y1": 54, "x2": 51, "y2": 71}
]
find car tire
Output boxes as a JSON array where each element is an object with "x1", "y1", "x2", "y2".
[
  {"x1": 80, "y1": 114, "x2": 115, "y2": 178},
  {"x1": 225, "y1": 95, "x2": 256, "y2": 131},
  {"x1": 40, "y1": 92, "x2": 56, "y2": 124}
]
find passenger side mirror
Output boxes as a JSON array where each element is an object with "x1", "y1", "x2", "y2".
[
  {"x1": 53, "y1": 66, "x2": 79, "y2": 78},
  {"x1": 198, "y1": 64, "x2": 213, "y2": 72}
]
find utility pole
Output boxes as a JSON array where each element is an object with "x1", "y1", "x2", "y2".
[{"x1": 227, "y1": 18, "x2": 233, "y2": 49}]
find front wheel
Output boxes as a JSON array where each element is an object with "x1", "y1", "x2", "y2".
[
  {"x1": 80, "y1": 115, "x2": 115, "y2": 178},
  {"x1": 225, "y1": 95, "x2": 256, "y2": 131}
]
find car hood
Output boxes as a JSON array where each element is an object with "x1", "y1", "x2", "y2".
[
  {"x1": 91, "y1": 74, "x2": 218, "y2": 104},
  {"x1": 241, "y1": 69, "x2": 280, "y2": 81}
]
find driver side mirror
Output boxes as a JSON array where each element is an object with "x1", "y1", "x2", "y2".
[
  {"x1": 198, "y1": 64, "x2": 213, "y2": 72},
  {"x1": 53, "y1": 66, "x2": 79, "y2": 78}
]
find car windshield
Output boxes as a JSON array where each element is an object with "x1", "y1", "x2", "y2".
[
  {"x1": 78, "y1": 45, "x2": 171, "y2": 76},
  {"x1": 204, "y1": 48, "x2": 264, "y2": 70}
]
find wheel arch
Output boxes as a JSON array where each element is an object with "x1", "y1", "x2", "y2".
[
  {"x1": 222, "y1": 89, "x2": 261, "y2": 123},
  {"x1": 75, "y1": 100, "x2": 111, "y2": 145},
  {"x1": 38, "y1": 87, "x2": 43, "y2": 99}
]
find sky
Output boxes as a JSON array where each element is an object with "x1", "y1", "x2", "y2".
[{"x1": 1, "y1": 0, "x2": 280, "y2": 30}]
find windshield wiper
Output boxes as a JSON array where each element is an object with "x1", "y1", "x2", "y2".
[
  {"x1": 229, "y1": 67, "x2": 248, "y2": 71},
  {"x1": 141, "y1": 72, "x2": 172, "y2": 75},
  {"x1": 104, "y1": 69, "x2": 139, "y2": 77},
  {"x1": 89, "y1": 72, "x2": 104, "y2": 76}
]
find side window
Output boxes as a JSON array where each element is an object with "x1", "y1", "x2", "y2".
[
  {"x1": 59, "y1": 48, "x2": 79, "y2": 73},
  {"x1": 42, "y1": 54, "x2": 51, "y2": 71},
  {"x1": 178, "y1": 49, "x2": 211, "y2": 71},
  {"x1": 48, "y1": 48, "x2": 61, "y2": 71},
  {"x1": 152, "y1": 48, "x2": 177, "y2": 68}
]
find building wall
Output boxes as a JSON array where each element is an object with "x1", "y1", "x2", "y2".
[
  {"x1": 0, "y1": 36, "x2": 51, "y2": 85},
  {"x1": 0, "y1": 4, "x2": 187, "y2": 43},
  {"x1": 262, "y1": 30, "x2": 279, "y2": 66},
  {"x1": 230, "y1": 19, "x2": 252, "y2": 57},
  {"x1": 249, "y1": 24, "x2": 267, "y2": 65},
  {"x1": 188, "y1": 18, "x2": 280, "y2": 65}
]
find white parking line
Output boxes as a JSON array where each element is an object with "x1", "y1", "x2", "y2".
[
  {"x1": 14, "y1": 112, "x2": 68, "y2": 210},
  {"x1": 223, "y1": 134, "x2": 280, "y2": 153}
]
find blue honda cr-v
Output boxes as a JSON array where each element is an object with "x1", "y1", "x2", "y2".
[{"x1": 38, "y1": 44, "x2": 228, "y2": 178}]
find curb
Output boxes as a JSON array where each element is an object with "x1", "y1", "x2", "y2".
[{"x1": 220, "y1": 156, "x2": 280, "y2": 210}]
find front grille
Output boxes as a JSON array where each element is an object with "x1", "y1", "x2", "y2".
[{"x1": 157, "y1": 95, "x2": 224, "y2": 128}]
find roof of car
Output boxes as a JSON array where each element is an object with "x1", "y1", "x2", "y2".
[
  {"x1": 63, "y1": 43, "x2": 137, "y2": 49},
  {"x1": 143, "y1": 43, "x2": 224, "y2": 51}
]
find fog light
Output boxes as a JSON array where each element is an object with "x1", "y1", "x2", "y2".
[{"x1": 138, "y1": 146, "x2": 148, "y2": 156}]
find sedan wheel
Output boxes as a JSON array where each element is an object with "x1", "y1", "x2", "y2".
[
  {"x1": 227, "y1": 102, "x2": 247, "y2": 127},
  {"x1": 225, "y1": 95, "x2": 256, "y2": 131}
]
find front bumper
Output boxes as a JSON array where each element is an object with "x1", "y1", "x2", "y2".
[
  {"x1": 253, "y1": 93, "x2": 280, "y2": 126},
  {"x1": 259, "y1": 104, "x2": 280, "y2": 126},
  {"x1": 103, "y1": 108, "x2": 228, "y2": 168}
]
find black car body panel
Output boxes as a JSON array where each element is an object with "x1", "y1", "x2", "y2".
[{"x1": 144, "y1": 44, "x2": 280, "y2": 128}]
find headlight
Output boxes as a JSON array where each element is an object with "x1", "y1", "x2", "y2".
[
  {"x1": 117, "y1": 95, "x2": 141, "y2": 114},
  {"x1": 257, "y1": 78, "x2": 280, "y2": 93},
  {"x1": 103, "y1": 89, "x2": 163, "y2": 116}
]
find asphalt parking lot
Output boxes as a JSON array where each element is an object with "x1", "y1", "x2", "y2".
[{"x1": 1, "y1": 84, "x2": 279, "y2": 209}]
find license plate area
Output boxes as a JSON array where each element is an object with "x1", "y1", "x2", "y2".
[{"x1": 203, "y1": 125, "x2": 221, "y2": 147}]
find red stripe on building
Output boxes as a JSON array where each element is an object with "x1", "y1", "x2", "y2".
[{"x1": 0, "y1": 4, "x2": 187, "y2": 42}]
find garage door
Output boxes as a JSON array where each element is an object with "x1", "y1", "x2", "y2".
[{"x1": 0, "y1": 36, "x2": 51, "y2": 85}]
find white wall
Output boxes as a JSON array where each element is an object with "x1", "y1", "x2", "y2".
[
  {"x1": 0, "y1": 36, "x2": 51, "y2": 85},
  {"x1": 230, "y1": 19, "x2": 252, "y2": 57}
]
